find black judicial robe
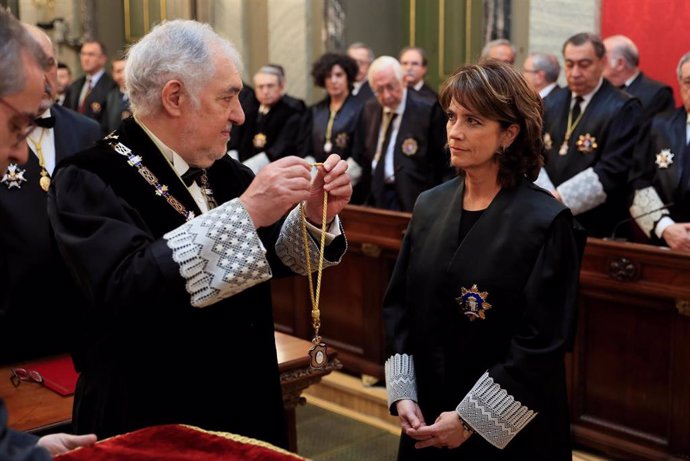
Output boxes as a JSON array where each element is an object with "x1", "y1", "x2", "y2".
[
  {"x1": 354, "y1": 90, "x2": 449, "y2": 211},
  {"x1": 632, "y1": 107, "x2": 690, "y2": 224},
  {"x1": 296, "y1": 94, "x2": 362, "y2": 163},
  {"x1": 230, "y1": 98, "x2": 302, "y2": 162},
  {"x1": 384, "y1": 178, "x2": 585, "y2": 460},
  {"x1": 624, "y1": 72, "x2": 675, "y2": 121},
  {"x1": 0, "y1": 105, "x2": 101, "y2": 364},
  {"x1": 46, "y1": 118, "x2": 322, "y2": 447},
  {"x1": 543, "y1": 80, "x2": 642, "y2": 237}
]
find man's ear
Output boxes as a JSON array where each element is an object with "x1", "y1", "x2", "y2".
[{"x1": 161, "y1": 80, "x2": 184, "y2": 117}]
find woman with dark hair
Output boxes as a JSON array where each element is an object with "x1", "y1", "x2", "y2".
[
  {"x1": 297, "y1": 52, "x2": 362, "y2": 164},
  {"x1": 383, "y1": 61, "x2": 586, "y2": 460}
]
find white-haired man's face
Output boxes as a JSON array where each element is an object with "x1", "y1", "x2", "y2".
[{"x1": 0, "y1": 50, "x2": 44, "y2": 174}]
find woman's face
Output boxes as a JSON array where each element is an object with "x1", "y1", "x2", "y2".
[
  {"x1": 324, "y1": 64, "x2": 349, "y2": 99},
  {"x1": 446, "y1": 98, "x2": 516, "y2": 174}
]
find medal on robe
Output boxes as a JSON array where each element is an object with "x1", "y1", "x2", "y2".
[
  {"x1": 1, "y1": 163, "x2": 28, "y2": 189},
  {"x1": 655, "y1": 148, "x2": 674, "y2": 169},
  {"x1": 39, "y1": 168, "x2": 51, "y2": 191},
  {"x1": 335, "y1": 132, "x2": 349, "y2": 149},
  {"x1": 300, "y1": 169, "x2": 330, "y2": 370},
  {"x1": 559, "y1": 142, "x2": 569, "y2": 156},
  {"x1": 253, "y1": 133, "x2": 267, "y2": 149},
  {"x1": 576, "y1": 133, "x2": 597, "y2": 154},
  {"x1": 455, "y1": 284, "x2": 492, "y2": 321},
  {"x1": 323, "y1": 141, "x2": 332, "y2": 153},
  {"x1": 543, "y1": 133, "x2": 553, "y2": 150}
]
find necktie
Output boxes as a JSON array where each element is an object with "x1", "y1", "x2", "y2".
[
  {"x1": 570, "y1": 95, "x2": 584, "y2": 122},
  {"x1": 181, "y1": 168, "x2": 218, "y2": 211},
  {"x1": 618, "y1": 84, "x2": 627, "y2": 90},
  {"x1": 78, "y1": 77, "x2": 93, "y2": 114},
  {"x1": 34, "y1": 116, "x2": 55, "y2": 129},
  {"x1": 372, "y1": 111, "x2": 398, "y2": 197}
]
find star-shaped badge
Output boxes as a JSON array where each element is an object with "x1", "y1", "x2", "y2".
[
  {"x1": 1, "y1": 163, "x2": 28, "y2": 190},
  {"x1": 655, "y1": 148, "x2": 674, "y2": 169},
  {"x1": 455, "y1": 284, "x2": 492, "y2": 321}
]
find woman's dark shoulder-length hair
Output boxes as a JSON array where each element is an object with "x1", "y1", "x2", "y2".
[
  {"x1": 311, "y1": 52, "x2": 358, "y2": 90},
  {"x1": 438, "y1": 61, "x2": 544, "y2": 187}
]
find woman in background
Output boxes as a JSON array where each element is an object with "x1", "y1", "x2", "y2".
[
  {"x1": 383, "y1": 61, "x2": 586, "y2": 460},
  {"x1": 297, "y1": 52, "x2": 362, "y2": 166}
]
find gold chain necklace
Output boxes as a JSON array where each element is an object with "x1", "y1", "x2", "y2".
[
  {"x1": 27, "y1": 128, "x2": 51, "y2": 192},
  {"x1": 300, "y1": 164, "x2": 329, "y2": 369}
]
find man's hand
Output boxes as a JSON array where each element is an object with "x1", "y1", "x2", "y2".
[
  {"x1": 662, "y1": 222, "x2": 690, "y2": 251},
  {"x1": 406, "y1": 411, "x2": 471, "y2": 450},
  {"x1": 37, "y1": 433, "x2": 97, "y2": 455},
  {"x1": 303, "y1": 154, "x2": 352, "y2": 225},
  {"x1": 395, "y1": 399, "x2": 426, "y2": 433},
  {"x1": 240, "y1": 156, "x2": 312, "y2": 228}
]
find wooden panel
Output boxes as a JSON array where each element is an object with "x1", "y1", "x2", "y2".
[{"x1": 274, "y1": 205, "x2": 690, "y2": 460}]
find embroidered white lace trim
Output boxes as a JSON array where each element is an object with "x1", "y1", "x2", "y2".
[
  {"x1": 557, "y1": 167, "x2": 607, "y2": 215},
  {"x1": 534, "y1": 167, "x2": 556, "y2": 192},
  {"x1": 385, "y1": 354, "x2": 418, "y2": 410},
  {"x1": 164, "y1": 198, "x2": 271, "y2": 308},
  {"x1": 629, "y1": 186, "x2": 668, "y2": 238},
  {"x1": 275, "y1": 206, "x2": 342, "y2": 276},
  {"x1": 456, "y1": 371, "x2": 537, "y2": 449}
]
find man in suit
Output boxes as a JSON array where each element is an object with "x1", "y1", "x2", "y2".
[
  {"x1": 0, "y1": 9, "x2": 97, "y2": 460},
  {"x1": 399, "y1": 46, "x2": 437, "y2": 102},
  {"x1": 354, "y1": 56, "x2": 448, "y2": 211},
  {"x1": 348, "y1": 42, "x2": 375, "y2": 105},
  {"x1": 47, "y1": 19, "x2": 351, "y2": 445},
  {"x1": 65, "y1": 40, "x2": 118, "y2": 134},
  {"x1": 603, "y1": 34, "x2": 675, "y2": 121},
  {"x1": 535, "y1": 32, "x2": 642, "y2": 238},
  {"x1": 522, "y1": 52, "x2": 563, "y2": 102},
  {"x1": 55, "y1": 62, "x2": 71, "y2": 106},
  {"x1": 629, "y1": 51, "x2": 690, "y2": 250},
  {"x1": 0, "y1": 24, "x2": 102, "y2": 365},
  {"x1": 480, "y1": 39, "x2": 516, "y2": 65},
  {"x1": 228, "y1": 65, "x2": 303, "y2": 173},
  {"x1": 104, "y1": 54, "x2": 130, "y2": 131}
]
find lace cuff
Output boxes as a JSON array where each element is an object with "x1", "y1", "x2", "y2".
[
  {"x1": 556, "y1": 167, "x2": 607, "y2": 215},
  {"x1": 385, "y1": 354, "x2": 418, "y2": 411},
  {"x1": 164, "y1": 198, "x2": 271, "y2": 308},
  {"x1": 534, "y1": 167, "x2": 556, "y2": 192},
  {"x1": 630, "y1": 186, "x2": 669, "y2": 238},
  {"x1": 275, "y1": 206, "x2": 343, "y2": 276},
  {"x1": 456, "y1": 371, "x2": 537, "y2": 449}
]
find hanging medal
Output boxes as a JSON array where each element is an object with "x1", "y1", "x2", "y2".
[
  {"x1": 323, "y1": 109, "x2": 337, "y2": 155},
  {"x1": 559, "y1": 100, "x2": 585, "y2": 156},
  {"x1": 300, "y1": 166, "x2": 330, "y2": 369},
  {"x1": 27, "y1": 128, "x2": 51, "y2": 192}
]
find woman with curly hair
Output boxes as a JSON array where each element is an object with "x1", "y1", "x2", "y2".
[
  {"x1": 383, "y1": 61, "x2": 586, "y2": 460},
  {"x1": 297, "y1": 52, "x2": 362, "y2": 166}
]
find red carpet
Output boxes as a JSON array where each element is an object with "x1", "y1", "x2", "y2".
[{"x1": 54, "y1": 424, "x2": 306, "y2": 461}]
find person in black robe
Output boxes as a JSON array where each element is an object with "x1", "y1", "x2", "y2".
[
  {"x1": 296, "y1": 52, "x2": 363, "y2": 180},
  {"x1": 0, "y1": 9, "x2": 97, "y2": 459},
  {"x1": 46, "y1": 20, "x2": 352, "y2": 448},
  {"x1": 628, "y1": 51, "x2": 690, "y2": 250},
  {"x1": 535, "y1": 32, "x2": 642, "y2": 238},
  {"x1": 0, "y1": 25, "x2": 102, "y2": 365},
  {"x1": 227, "y1": 65, "x2": 303, "y2": 172},
  {"x1": 383, "y1": 61, "x2": 586, "y2": 460}
]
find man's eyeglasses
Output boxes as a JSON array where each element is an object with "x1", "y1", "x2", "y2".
[
  {"x1": 0, "y1": 98, "x2": 38, "y2": 144},
  {"x1": 10, "y1": 367, "x2": 44, "y2": 387}
]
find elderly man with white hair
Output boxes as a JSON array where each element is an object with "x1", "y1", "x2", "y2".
[
  {"x1": 47, "y1": 19, "x2": 351, "y2": 447},
  {"x1": 353, "y1": 55, "x2": 448, "y2": 211}
]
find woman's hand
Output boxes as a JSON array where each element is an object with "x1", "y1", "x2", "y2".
[
  {"x1": 395, "y1": 399, "x2": 426, "y2": 434},
  {"x1": 406, "y1": 411, "x2": 472, "y2": 450}
]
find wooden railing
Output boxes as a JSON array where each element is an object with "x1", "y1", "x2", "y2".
[{"x1": 272, "y1": 204, "x2": 690, "y2": 460}]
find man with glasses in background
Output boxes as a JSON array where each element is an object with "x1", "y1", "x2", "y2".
[
  {"x1": 65, "y1": 40, "x2": 118, "y2": 134},
  {"x1": 0, "y1": 7, "x2": 97, "y2": 460},
  {"x1": 522, "y1": 52, "x2": 563, "y2": 103}
]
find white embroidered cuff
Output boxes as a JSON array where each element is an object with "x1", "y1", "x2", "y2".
[
  {"x1": 629, "y1": 186, "x2": 670, "y2": 238},
  {"x1": 556, "y1": 167, "x2": 607, "y2": 215},
  {"x1": 164, "y1": 198, "x2": 271, "y2": 308},
  {"x1": 456, "y1": 371, "x2": 537, "y2": 449},
  {"x1": 534, "y1": 167, "x2": 556, "y2": 192},
  {"x1": 275, "y1": 206, "x2": 343, "y2": 276},
  {"x1": 385, "y1": 354, "x2": 418, "y2": 410}
]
